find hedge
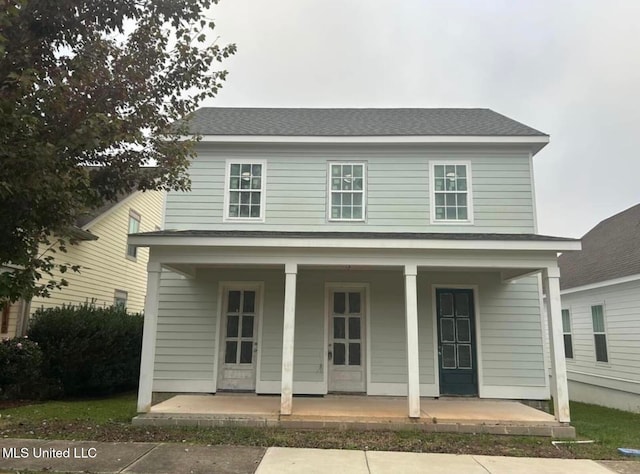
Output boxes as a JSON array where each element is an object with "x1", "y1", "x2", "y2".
[{"x1": 28, "y1": 303, "x2": 143, "y2": 397}]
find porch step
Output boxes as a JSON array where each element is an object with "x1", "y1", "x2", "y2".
[{"x1": 131, "y1": 413, "x2": 575, "y2": 438}]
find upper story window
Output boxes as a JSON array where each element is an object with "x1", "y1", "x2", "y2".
[
  {"x1": 224, "y1": 161, "x2": 266, "y2": 221},
  {"x1": 430, "y1": 162, "x2": 473, "y2": 224},
  {"x1": 329, "y1": 163, "x2": 365, "y2": 221},
  {"x1": 591, "y1": 304, "x2": 608, "y2": 363},
  {"x1": 127, "y1": 210, "x2": 141, "y2": 259},
  {"x1": 561, "y1": 309, "x2": 573, "y2": 359}
]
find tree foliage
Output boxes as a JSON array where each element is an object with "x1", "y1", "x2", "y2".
[{"x1": 0, "y1": 0, "x2": 236, "y2": 304}]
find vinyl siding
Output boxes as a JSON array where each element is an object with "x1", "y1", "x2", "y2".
[
  {"x1": 153, "y1": 267, "x2": 547, "y2": 395},
  {"x1": 164, "y1": 143, "x2": 535, "y2": 233},
  {"x1": 561, "y1": 280, "x2": 640, "y2": 398},
  {"x1": 419, "y1": 273, "x2": 546, "y2": 389},
  {"x1": 29, "y1": 191, "x2": 164, "y2": 315}
]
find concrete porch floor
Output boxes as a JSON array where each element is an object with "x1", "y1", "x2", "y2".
[{"x1": 133, "y1": 394, "x2": 575, "y2": 438}]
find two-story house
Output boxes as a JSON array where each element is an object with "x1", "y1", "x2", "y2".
[
  {"x1": 1, "y1": 189, "x2": 164, "y2": 339},
  {"x1": 129, "y1": 108, "x2": 580, "y2": 424},
  {"x1": 558, "y1": 203, "x2": 640, "y2": 413}
]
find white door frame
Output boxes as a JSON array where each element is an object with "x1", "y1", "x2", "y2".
[
  {"x1": 324, "y1": 282, "x2": 369, "y2": 393},
  {"x1": 216, "y1": 281, "x2": 264, "y2": 391}
]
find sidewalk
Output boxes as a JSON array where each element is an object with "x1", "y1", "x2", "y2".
[{"x1": 0, "y1": 438, "x2": 634, "y2": 473}]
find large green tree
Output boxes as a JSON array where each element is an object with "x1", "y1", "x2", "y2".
[{"x1": 0, "y1": 0, "x2": 235, "y2": 304}]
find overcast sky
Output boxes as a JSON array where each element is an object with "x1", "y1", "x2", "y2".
[{"x1": 203, "y1": 0, "x2": 640, "y2": 238}]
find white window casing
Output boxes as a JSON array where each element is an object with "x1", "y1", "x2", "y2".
[
  {"x1": 127, "y1": 209, "x2": 141, "y2": 259},
  {"x1": 327, "y1": 162, "x2": 366, "y2": 222},
  {"x1": 591, "y1": 304, "x2": 609, "y2": 363},
  {"x1": 223, "y1": 159, "x2": 267, "y2": 222},
  {"x1": 429, "y1": 161, "x2": 474, "y2": 225}
]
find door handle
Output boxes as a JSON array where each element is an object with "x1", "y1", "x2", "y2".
[
  {"x1": 328, "y1": 351, "x2": 333, "y2": 361},
  {"x1": 253, "y1": 342, "x2": 258, "y2": 353}
]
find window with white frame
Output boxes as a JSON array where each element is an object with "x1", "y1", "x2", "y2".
[
  {"x1": 114, "y1": 290, "x2": 128, "y2": 308},
  {"x1": 561, "y1": 309, "x2": 573, "y2": 359},
  {"x1": 225, "y1": 162, "x2": 265, "y2": 220},
  {"x1": 431, "y1": 162, "x2": 472, "y2": 222},
  {"x1": 329, "y1": 163, "x2": 365, "y2": 221},
  {"x1": 127, "y1": 210, "x2": 141, "y2": 259},
  {"x1": 591, "y1": 304, "x2": 608, "y2": 363}
]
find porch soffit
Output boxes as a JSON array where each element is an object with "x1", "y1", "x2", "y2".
[{"x1": 129, "y1": 230, "x2": 580, "y2": 253}]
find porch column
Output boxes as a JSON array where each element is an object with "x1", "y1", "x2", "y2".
[
  {"x1": 137, "y1": 261, "x2": 162, "y2": 413},
  {"x1": 404, "y1": 264, "x2": 421, "y2": 418},
  {"x1": 542, "y1": 266, "x2": 570, "y2": 423},
  {"x1": 280, "y1": 262, "x2": 297, "y2": 415}
]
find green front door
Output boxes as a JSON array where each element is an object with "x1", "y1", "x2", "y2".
[{"x1": 436, "y1": 288, "x2": 478, "y2": 396}]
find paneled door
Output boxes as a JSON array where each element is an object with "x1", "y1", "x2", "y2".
[
  {"x1": 436, "y1": 288, "x2": 478, "y2": 396},
  {"x1": 328, "y1": 289, "x2": 366, "y2": 392},
  {"x1": 218, "y1": 288, "x2": 259, "y2": 390}
]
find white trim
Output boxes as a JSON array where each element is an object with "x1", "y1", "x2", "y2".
[
  {"x1": 537, "y1": 274, "x2": 551, "y2": 394},
  {"x1": 481, "y1": 385, "x2": 550, "y2": 400},
  {"x1": 153, "y1": 379, "x2": 217, "y2": 392},
  {"x1": 326, "y1": 161, "x2": 367, "y2": 223},
  {"x1": 590, "y1": 302, "x2": 610, "y2": 365},
  {"x1": 280, "y1": 263, "x2": 297, "y2": 415},
  {"x1": 404, "y1": 265, "x2": 421, "y2": 417},
  {"x1": 192, "y1": 135, "x2": 550, "y2": 147},
  {"x1": 222, "y1": 159, "x2": 267, "y2": 223},
  {"x1": 131, "y1": 235, "x2": 581, "y2": 252},
  {"x1": 529, "y1": 151, "x2": 539, "y2": 233},
  {"x1": 429, "y1": 161, "x2": 474, "y2": 225},
  {"x1": 324, "y1": 282, "x2": 369, "y2": 393},
  {"x1": 567, "y1": 370, "x2": 640, "y2": 387},
  {"x1": 137, "y1": 266, "x2": 162, "y2": 413},
  {"x1": 560, "y1": 273, "x2": 640, "y2": 295},
  {"x1": 216, "y1": 281, "x2": 265, "y2": 391},
  {"x1": 431, "y1": 284, "x2": 482, "y2": 397}
]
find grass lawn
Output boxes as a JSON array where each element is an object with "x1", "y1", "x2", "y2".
[{"x1": 1, "y1": 393, "x2": 639, "y2": 461}]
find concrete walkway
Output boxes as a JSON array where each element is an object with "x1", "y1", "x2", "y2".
[{"x1": 0, "y1": 439, "x2": 633, "y2": 474}]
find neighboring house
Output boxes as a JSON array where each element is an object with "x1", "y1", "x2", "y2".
[
  {"x1": 558, "y1": 203, "x2": 640, "y2": 413},
  {"x1": 1, "y1": 190, "x2": 164, "y2": 339},
  {"x1": 129, "y1": 108, "x2": 580, "y2": 423}
]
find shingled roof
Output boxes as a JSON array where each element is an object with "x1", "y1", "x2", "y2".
[
  {"x1": 182, "y1": 108, "x2": 547, "y2": 137},
  {"x1": 559, "y1": 203, "x2": 640, "y2": 290}
]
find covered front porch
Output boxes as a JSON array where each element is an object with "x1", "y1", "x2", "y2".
[
  {"x1": 130, "y1": 230, "x2": 580, "y2": 428},
  {"x1": 132, "y1": 393, "x2": 575, "y2": 437}
]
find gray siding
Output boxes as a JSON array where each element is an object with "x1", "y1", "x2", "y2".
[
  {"x1": 165, "y1": 144, "x2": 535, "y2": 233},
  {"x1": 562, "y1": 280, "x2": 640, "y2": 398},
  {"x1": 153, "y1": 267, "x2": 547, "y2": 395},
  {"x1": 418, "y1": 273, "x2": 546, "y2": 389}
]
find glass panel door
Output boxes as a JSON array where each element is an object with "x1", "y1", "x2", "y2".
[{"x1": 219, "y1": 288, "x2": 259, "y2": 390}]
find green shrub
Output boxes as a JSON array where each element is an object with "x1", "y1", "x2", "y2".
[
  {"x1": 0, "y1": 336, "x2": 46, "y2": 399},
  {"x1": 28, "y1": 303, "x2": 143, "y2": 397}
]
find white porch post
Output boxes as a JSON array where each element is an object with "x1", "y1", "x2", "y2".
[
  {"x1": 542, "y1": 266, "x2": 571, "y2": 423},
  {"x1": 137, "y1": 261, "x2": 162, "y2": 413},
  {"x1": 280, "y1": 262, "x2": 298, "y2": 415},
  {"x1": 404, "y1": 264, "x2": 421, "y2": 418}
]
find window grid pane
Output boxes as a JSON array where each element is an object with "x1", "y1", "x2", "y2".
[
  {"x1": 228, "y1": 162, "x2": 263, "y2": 219},
  {"x1": 433, "y1": 164, "x2": 469, "y2": 221},
  {"x1": 330, "y1": 163, "x2": 365, "y2": 220}
]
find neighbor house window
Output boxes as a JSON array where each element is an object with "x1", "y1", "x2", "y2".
[
  {"x1": 562, "y1": 309, "x2": 573, "y2": 359},
  {"x1": 127, "y1": 210, "x2": 141, "y2": 259},
  {"x1": 430, "y1": 162, "x2": 473, "y2": 223},
  {"x1": 591, "y1": 304, "x2": 608, "y2": 363},
  {"x1": 329, "y1": 163, "x2": 365, "y2": 221},
  {"x1": 225, "y1": 161, "x2": 265, "y2": 220},
  {"x1": 114, "y1": 290, "x2": 128, "y2": 308}
]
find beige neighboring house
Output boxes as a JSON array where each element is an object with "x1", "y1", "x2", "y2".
[{"x1": 0, "y1": 190, "x2": 165, "y2": 339}]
